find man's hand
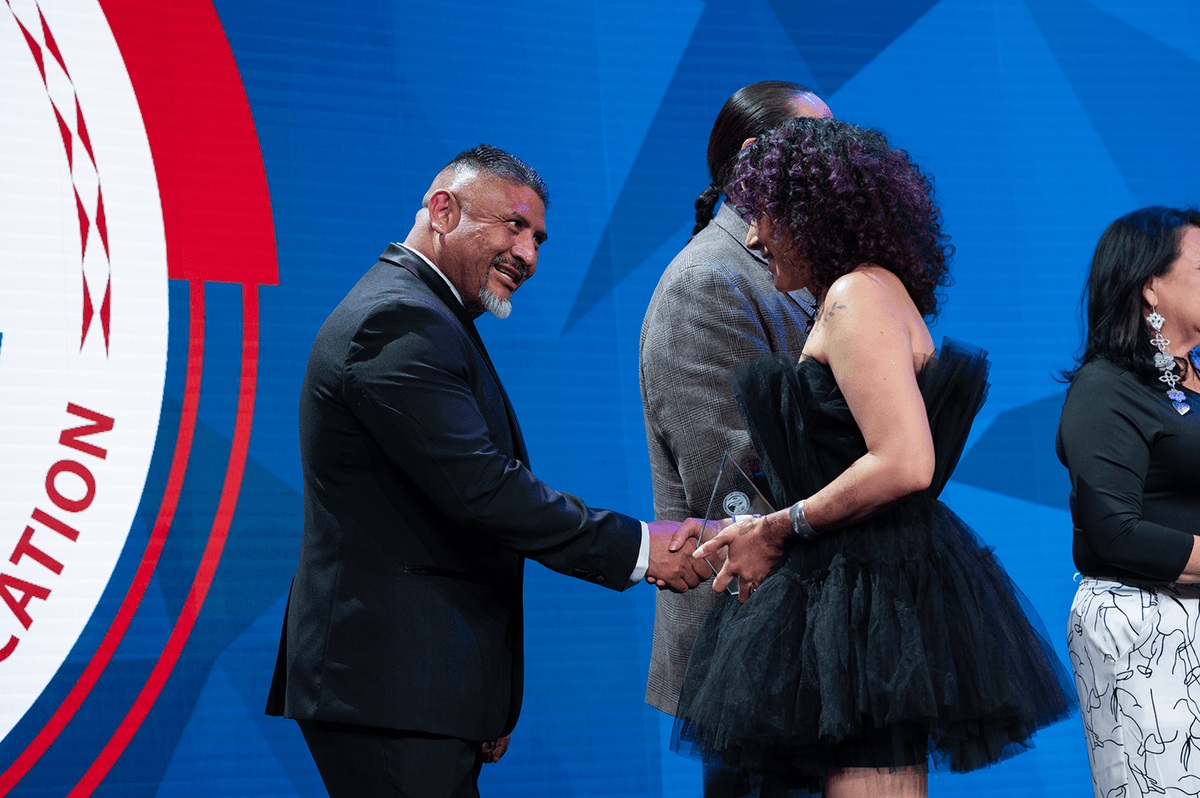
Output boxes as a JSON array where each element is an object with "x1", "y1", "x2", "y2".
[
  {"x1": 482, "y1": 734, "x2": 510, "y2": 764},
  {"x1": 644, "y1": 518, "x2": 711, "y2": 592},
  {"x1": 670, "y1": 518, "x2": 730, "y2": 573}
]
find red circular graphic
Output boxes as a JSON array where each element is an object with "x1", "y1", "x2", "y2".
[{"x1": 0, "y1": 1, "x2": 276, "y2": 795}]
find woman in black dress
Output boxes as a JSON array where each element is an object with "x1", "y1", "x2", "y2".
[
  {"x1": 1059, "y1": 206, "x2": 1200, "y2": 798},
  {"x1": 673, "y1": 117, "x2": 1075, "y2": 797}
]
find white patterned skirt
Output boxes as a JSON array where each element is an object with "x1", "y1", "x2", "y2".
[{"x1": 1068, "y1": 576, "x2": 1200, "y2": 798}]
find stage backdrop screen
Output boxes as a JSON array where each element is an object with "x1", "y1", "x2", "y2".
[{"x1": 2, "y1": 0, "x2": 1196, "y2": 795}]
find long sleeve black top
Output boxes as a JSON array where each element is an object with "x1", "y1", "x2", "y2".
[{"x1": 1057, "y1": 358, "x2": 1200, "y2": 581}]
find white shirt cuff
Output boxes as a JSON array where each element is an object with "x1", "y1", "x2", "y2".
[{"x1": 627, "y1": 522, "x2": 650, "y2": 587}]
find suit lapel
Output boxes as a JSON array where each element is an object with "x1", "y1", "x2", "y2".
[
  {"x1": 378, "y1": 244, "x2": 530, "y2": 464},
  {"x1": 711, "y1": 202, "x2": 817, "y2": 325}
]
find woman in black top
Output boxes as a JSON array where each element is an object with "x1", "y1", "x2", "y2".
[{"x1": 1058, "y1": 205, "x2": 1200, "y2": 798}]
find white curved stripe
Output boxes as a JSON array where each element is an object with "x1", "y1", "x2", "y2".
[{"x1": 0, "y1": 0, "x2": 168, "y2": 743}]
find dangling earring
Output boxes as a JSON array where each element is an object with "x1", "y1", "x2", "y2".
[{"x1": 1147, "y1": 308, "x2": 1190, "y2": 415}]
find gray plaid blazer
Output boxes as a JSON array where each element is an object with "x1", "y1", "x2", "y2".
[{"x1": 639, "y1": 201, "x2": 813, "y2": 714}]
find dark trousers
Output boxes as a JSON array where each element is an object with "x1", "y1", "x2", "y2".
[{"x1": 297, "y1": 719, "x2": 483, "y2": 798}]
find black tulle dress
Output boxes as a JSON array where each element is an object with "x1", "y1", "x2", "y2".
[{"x1": 672, "y1": 340, "x2": 1075, "y2": 786}]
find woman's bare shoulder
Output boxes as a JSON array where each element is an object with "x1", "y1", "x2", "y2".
[
  {"x1": 819, "y1": 266, "x2": 914, "y2": 325},
  {"x1": 810, "y1": 265, "x2": 932, "y2": 363}
]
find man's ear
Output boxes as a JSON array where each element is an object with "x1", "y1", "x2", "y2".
[{"x1": 427, "y1": 189, "x2": 460, "y2": 235}]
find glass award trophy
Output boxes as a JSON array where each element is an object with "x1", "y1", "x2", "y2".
[{"x1": 700, "y1": 452, "x2": 775, "y2": 594}]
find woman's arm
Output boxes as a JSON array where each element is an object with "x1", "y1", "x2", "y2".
[
  {"x1": 1177, "y1": 540, "x2": 1200, "y2": 583},
  {"x1": 797, "y1": 269, "x2": 936, "y2": 528},
  {"x1": 694, "y1": 268, "x2": 935, "y2": 598}
]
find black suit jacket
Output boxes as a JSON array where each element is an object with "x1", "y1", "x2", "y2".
[{"x1": 266, "y1": 244, "x2": 642, "y2": 741}]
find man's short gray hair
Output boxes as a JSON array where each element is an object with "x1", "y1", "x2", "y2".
[{"x1": 444, "y1": 144, "x2": 549, "y2": 208}]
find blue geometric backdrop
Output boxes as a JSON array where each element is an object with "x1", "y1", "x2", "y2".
[{"x1": 3, "y1": 1, "x2": 1199, "y2": 796}]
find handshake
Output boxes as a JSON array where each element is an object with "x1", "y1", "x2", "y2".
[{"x1": 641, "y1": 518, "x2": 721, "y2": 593}]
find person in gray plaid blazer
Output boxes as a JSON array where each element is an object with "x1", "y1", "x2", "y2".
[{"x1": 639, "y1": 81, "x2": 829, "y2": 797}]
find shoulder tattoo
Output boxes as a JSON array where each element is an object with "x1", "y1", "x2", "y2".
[{"x1": 812, "y1": 300, "x2": 847, "y2": 335}]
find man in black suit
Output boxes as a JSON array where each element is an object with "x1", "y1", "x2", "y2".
[{"x1": 266, "y1": 144, "x2": 707, "y2": 797}]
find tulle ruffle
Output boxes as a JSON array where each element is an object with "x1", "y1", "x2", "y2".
[{"x1": 671, "y1": 340, "x2": 1075, "y2": 782}]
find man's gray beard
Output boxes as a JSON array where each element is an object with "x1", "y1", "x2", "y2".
[{"x1": 478, "y1": 285, "x2": 512, "y2": 319}]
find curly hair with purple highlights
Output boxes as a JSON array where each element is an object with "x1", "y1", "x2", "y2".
[{"x1": 727, "y1": 117, "x2": 952, "y2": 318}]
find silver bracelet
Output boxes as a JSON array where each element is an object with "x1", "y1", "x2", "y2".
[{"x1": 789, "y1": 500, "x2": 818, "y2": 541}]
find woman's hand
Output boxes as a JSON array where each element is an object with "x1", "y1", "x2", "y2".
[{"x1": 693, "y1": 510, "x2": 794, "y2": 603}]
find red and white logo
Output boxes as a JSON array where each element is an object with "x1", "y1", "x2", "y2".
[
  {"x1": 0, "y1": 0, "x2": 168, "y2": 741},
  {"x1": 0, "y1": 0, "x2": 276, "y2": 793}
]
